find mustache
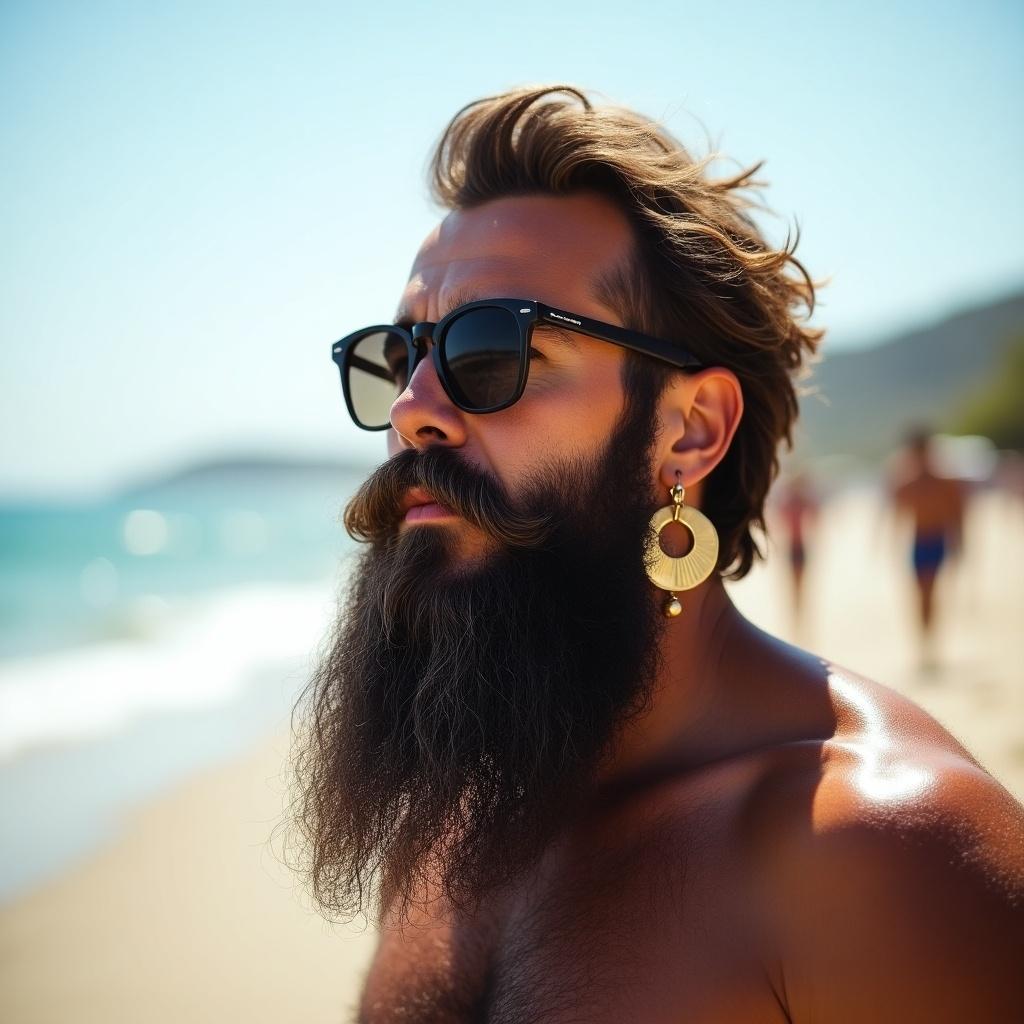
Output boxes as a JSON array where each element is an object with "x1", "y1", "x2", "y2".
[{"x1": 343, "y1": 448, "x2": 552, "y2": 548}]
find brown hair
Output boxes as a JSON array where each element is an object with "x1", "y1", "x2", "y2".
[{"x1": 429, "y1": 85, "x2": 823, "y2": 578}]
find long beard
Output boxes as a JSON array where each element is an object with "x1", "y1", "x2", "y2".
[{"x1": 290, "y1": 396, "x2": 664, "y2": 922}]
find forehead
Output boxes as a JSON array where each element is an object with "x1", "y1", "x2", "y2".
[{"x1": 398, "y1": 192, "x2": 635, "y2": 323}]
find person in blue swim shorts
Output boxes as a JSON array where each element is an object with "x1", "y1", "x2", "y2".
[{"x1": 891, "y1": 429, "x2": 966, "y2": 667}]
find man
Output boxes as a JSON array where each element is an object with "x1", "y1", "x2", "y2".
[
  {"x1": 292, "y1": 86, "x2": 1024, "y2": 1022},
  {"x1": 889, "y1": 429, "x2": 967, "y2": 669},
  {"x1": 776, "y1": 469, "x2": 820, "y2": 630}
]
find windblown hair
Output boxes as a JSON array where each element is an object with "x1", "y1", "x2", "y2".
[{"x1": 430, "y1": 85, "x2": 824, "y2": 577}]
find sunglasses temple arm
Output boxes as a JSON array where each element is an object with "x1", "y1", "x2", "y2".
[{"x1": 537, "y1": 306, "x2": 701, "y2": 370}]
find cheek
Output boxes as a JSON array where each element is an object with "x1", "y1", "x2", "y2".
[
  {"x1": 476, "y1": 362, "x2": 626, "y2": 483},
  {"x1": 549, "y1": 356, "x2": 626, "y2": 445}
]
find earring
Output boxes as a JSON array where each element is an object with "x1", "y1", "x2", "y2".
[{"x1": 644, "y1": 474, "x2": 719, "y2": 617}]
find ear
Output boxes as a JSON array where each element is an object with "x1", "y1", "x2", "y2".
[{"x1": 653, "y1": 367, "x2": 744, "y2": 493}]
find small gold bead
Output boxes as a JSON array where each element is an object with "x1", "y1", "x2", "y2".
[{"x1": 665, "y1": 596, "x2": 683, "y2": 617}]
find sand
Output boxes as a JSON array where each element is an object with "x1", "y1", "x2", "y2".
[
  {"x1": 0, "y1": 728, "x2": 377, "y2": 1023},
  {"x1": 1, "y1": 488, "x2": 1021, "y2": 1023}
]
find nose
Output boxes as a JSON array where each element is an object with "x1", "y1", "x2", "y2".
[{"x1": 388, "y1": 341, "x2": 468, "y2": 451}]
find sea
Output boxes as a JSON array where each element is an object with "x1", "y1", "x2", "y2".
[{"x1": 0, "y1": 461, "x2": 368, "y2": 903}]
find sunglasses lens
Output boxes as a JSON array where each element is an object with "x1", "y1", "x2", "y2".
[
  {"x1": 346, "y1": 330, "x2": 408, "y2": 428},
  {"x1": 441, "y1": 307, "x2": 523, "y2": 410}
]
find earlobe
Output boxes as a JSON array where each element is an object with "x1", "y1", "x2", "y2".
[{"x1": 654, "y1": 368, "x2": 743, "y2": 491}]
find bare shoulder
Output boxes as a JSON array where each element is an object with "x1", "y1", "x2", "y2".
[{"x1": 749, "y1": 667, "x2": 1024, "y2": 1023}]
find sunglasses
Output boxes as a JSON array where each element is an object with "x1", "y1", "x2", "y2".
[{"x1": 331, "y1": 297, "x2": 703, "y2": 431}]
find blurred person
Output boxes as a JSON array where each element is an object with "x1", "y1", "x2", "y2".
[
  {"x1": 291, "y1": 87, "x2": 1024, "y2": 1022},
  {"x1": 995, "y1": 449, "x2": 1024, "y2": 506},
  {"x1": 889, "y1": 428, "x2": 968, "y2": 668},
  {"x1": 776, "y1": 469, "x2": 820, "y2": 627}
]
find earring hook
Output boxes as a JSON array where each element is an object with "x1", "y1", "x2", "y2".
[{"x1": 670, "y1": 470, "x2": 685, "y2": 521}]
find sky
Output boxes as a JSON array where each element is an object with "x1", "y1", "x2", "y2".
[{"x1": 2, "y1": 0, "x2": 1022, "y2": 497}]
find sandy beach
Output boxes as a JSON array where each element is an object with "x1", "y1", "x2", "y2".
[{"x1": 2, "y1": 487, "x2": 1022, "y2": 1023}]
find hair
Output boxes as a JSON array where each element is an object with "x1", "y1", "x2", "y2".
[{"x1": 429, "y1": 85, "x2": 824, "y2": 578}]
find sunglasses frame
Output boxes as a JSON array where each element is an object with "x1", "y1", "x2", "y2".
[{"x1": 331, "y1": 297, "x2": 704, "y2": 431}]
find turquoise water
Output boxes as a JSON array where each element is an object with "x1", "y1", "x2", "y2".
[
  {"x1": 0, "y1": 464, "x2": 366, "y2": 901},
  {"x1": 0, "y1": 468, "x2": 361, "y2": 660}
]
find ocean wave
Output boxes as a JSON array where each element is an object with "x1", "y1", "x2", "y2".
[{"x1": 0, "y1": 581, "x2": 339, "y2": 761}]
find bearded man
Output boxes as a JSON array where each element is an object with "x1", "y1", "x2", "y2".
[{"x1": 292, "y1": 86, "x2": 1024, "y2": 1022}]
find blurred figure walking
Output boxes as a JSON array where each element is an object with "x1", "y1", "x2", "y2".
[
  {"x1": 777, "y1": 470, "x2": 819, "y2": 629},
  {"x1": 890, "y1": 429, "x2": 967, "y2": 668}
]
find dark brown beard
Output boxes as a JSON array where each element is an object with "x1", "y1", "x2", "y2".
[{"x1": 289, "y1": 393, "x2": 664, "y2": 923}]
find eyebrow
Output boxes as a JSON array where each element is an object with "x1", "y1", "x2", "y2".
[{"x1": 394, "y1": 286, "x2": 484, "y2": 327}]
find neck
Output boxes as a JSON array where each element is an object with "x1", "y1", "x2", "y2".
[{"x1": 599, "y1": 578, "x2": 759, "y2": 788}]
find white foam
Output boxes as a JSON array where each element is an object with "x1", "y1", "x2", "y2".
[{"x1": 0, "y1": 581, "x2": 340, "y2": 761}]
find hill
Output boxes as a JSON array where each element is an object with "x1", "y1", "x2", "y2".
[
  {"x1": 117, "y1": 454, "x2": 373, "y2": 499},
  {"x1": 794, "y1": 289, "x2": 1024, "y2": 462}
]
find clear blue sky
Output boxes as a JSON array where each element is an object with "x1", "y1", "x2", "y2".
[{"x1": 2, "y1": 0, "x2": 1022, "y2": 497}]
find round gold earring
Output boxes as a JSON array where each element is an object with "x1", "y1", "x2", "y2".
[{"x1": 644, "y1": 476, "x2": 719, "y2": 617}]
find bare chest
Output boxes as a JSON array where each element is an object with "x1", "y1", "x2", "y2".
[{"x1": 358, "y1": 804, "x2": 785, "y2": 1023}]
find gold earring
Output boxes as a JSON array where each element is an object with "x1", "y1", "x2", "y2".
[{"x1": 644, "y1": 475, "x2": 719, "y2": 617}]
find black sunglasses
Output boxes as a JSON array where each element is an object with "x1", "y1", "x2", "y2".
[{"x1": 330, "y1": 297, "x2": 703, "y2": 431}]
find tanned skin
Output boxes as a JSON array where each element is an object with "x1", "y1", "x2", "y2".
[{"x1": 357, "y1": 193, "x2": 1024, "y2": 1023}]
